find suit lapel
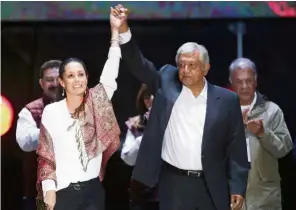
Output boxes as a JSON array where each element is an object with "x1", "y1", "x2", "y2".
[
  {"x1": 202, "y1": 84, "x2": 220, "y2": 151},
  {"x1": 164, "y1": 80, "x2": 182, "y2": 127}
]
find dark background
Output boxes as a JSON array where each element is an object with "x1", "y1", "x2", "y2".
[{"x1": 2, "y1": 18, "x2": 296, "y2": 210}]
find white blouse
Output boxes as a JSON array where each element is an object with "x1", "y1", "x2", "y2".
[{"x1": 41, "y1": 46, "x2": 121, "y2": 196}]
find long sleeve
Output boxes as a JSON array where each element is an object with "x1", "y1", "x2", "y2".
[
  {"x1": 119, "y1": 28, "x2": 132, "y2": 44},
  {"x1": 259, "y1": 107, "x2": 293, "y2": 158},
  {"x1": 100, "y1": 46, "x2": 121, "y2": 100},
  {"x1": 120, "y1": 29, "x2": 160, "y2": 95},
  {"x1": 121, "y1": 129, "x2": 143, "y2": 166},
  {"x1": 16, "y1": 108, "x2": 40, "y2": 152},
  {"x1": 228, "y1": 95, "x2": 249, "y2": 197}
]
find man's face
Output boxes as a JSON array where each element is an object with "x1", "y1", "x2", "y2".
[
  {"x1": 177, "y1": 52, "x2": 210, "y2": 89},
  {"x1": 39, "y1": 68, "x2": 60, "y2": 101},
  {"x1": 230, "y1": 68, "x2": 257, "y2": 105}
]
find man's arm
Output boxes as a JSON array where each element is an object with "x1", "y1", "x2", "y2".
[
  {"x1": 121, "y1": 129, "x2": 142, "y2": 166},
  {"x1": 16, "y1": 108, "x2": 40, "y2": 152},
  {"x1": 228, "y1": 95, "x2": 249, "y2": 197},
  {"x1": 119, "y1": 26, "x2": 160, "y2": 94},
  {"x1": 259, "y1": 107, "x2": 293, "y2": 158}
]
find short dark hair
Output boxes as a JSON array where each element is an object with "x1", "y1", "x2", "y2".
[
  {"x1": 40, "y1": 60, "x2": 62, "y2": 78},
  {"x1": 136, "y1": 84, "x2": 152, "y2": 115}
]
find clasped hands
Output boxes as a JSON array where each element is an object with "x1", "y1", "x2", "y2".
[
  {"x1": 109, "y1": 4, "x2": 128, "y2": 31},
  {"x1": 242, "y1": 108, "x2": 264, "y2": 137}
]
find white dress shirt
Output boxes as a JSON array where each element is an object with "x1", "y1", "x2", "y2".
[
  {"x1": 121, "y1": 129, "x2": 143, "y2": 166},
  {"x1": 40, "y1": 46, "x2": 121, "y2": 196},
  {"x1": 15, "y1": 47, "x2": 121, "y2": 153},
  {"x1": 162, "y1": 84, "x2": 208, "y2": 170}
]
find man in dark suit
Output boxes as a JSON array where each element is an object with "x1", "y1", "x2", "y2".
[{"x1": 111, "y1": 5, "x2": 249, "y2": 210}]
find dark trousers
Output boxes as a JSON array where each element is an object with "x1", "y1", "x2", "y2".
[
  {"x1": 158, "y1": 162, "x2": 216, "y2": 210},
  {"x1": 55, "y1": 178, "x2": 104, "y2": 210}
]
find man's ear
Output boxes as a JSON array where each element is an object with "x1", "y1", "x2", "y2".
[
  {"x1": 39, "y1": 78, "x2": 44, "y2": 89},
  {"x1": 203, "y1": 63, "x2": 210, "y2": 76}
]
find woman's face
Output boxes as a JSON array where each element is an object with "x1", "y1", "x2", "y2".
[
  {"x1": 59, "y1": 61, "x2": 88, "y2": 97},
  {"x1": 144, "y1": 95, "x2": 154, "y2": 110}
]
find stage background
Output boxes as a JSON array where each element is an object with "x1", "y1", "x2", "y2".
[{"x1": 2, "y1": 1, "x2": 296, "y2": 21}]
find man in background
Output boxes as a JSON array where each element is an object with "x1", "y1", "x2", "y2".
[
  {"x1": 229, "y1": 58, "x2": 293, "y2": 210},
  {"x1": 16, "y1": 60, "x2": 61, "y2": 210}
]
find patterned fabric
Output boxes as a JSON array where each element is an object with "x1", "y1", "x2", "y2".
[
  {"x1": 36, "y1": 123, "x2": 56, "y2": 200},
  {"x1": 36, "y1": 83, "x2": 120, "y2": 201}
]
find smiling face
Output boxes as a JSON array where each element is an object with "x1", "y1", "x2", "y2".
[{"x1": 58, "y1": 61, "x2": 88, "y2": 97}]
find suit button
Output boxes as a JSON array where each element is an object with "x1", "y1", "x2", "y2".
[{"x1": 202, "y1": 155, "x2": 205, "y2": 158}]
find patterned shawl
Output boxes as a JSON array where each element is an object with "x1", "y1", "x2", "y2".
[{"x1": 36, "y1": 83, "x2": 120, "y2": 208}]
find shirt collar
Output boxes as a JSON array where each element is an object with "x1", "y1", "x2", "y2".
[{"x1": 182, "y1": 78, "x2": 208, "y2": 100}]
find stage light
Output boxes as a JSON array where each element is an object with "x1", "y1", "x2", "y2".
[{"x1": 0, "y1": 95, "x2": 14, "y2": 137}]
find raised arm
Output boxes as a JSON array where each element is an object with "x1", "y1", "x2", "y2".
[
  {"x1": 111, "y1": 6, "x2": 160, "y2": 94},
  {"x1": 99, "y1": 16, "x2": 122, "y2": 100},
  {"x1": 16, "y1": 108, "x2": 40, "y2": 152}
]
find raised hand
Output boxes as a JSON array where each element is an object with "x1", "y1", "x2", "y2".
[{"x1": 110, "y1": 5, "x2": 128, "y2": 31}]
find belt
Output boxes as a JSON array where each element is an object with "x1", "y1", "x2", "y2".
[
  {"x1": 68, "y1": 177, "x2": 98, "y2": 191},
  {"x1": 164, "y1": 162, "x2": 204, "y2": 178}
]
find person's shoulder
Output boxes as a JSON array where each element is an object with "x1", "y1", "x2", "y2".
[
  {"x1": 25, "y1": 97, "x2": 44, "y2": 109},
  {"x1": 211, "y1": 84, "x2": 238, "y2": 101},
  {"x1": 159, "y1": 64, "x2": 177, "y2": 73},
  {"x1": 266, "y1": 100, "x2": 282, "y2": 114},
  {"x1": 43, "y1": 100, "x2": 63, "y2": 114}
]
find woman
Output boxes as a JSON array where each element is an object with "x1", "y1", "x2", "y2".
[
  {"x1": 121, "y1": 84, "x2": 158, "y2": 210},
  {"x1": 36, "y1": 9, "x2": 123, "y2": 210}
]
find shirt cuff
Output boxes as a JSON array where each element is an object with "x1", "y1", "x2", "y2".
[
  {"x1": 108, "y1": 46, "x2": 121, "y2": 58},
  {"x1": 119, "y1": 28, "x2": 132, "y2": 45},
  {"x1": 42, "y1": 179, "x2": 56, "y2": 198}
]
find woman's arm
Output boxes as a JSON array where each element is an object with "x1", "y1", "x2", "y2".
[{"x1": 99, "y1": 26, "x2": 121, "y2": 100}]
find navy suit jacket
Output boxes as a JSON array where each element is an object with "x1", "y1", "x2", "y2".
[{"x1": 121, "y1": 38, "x2": 249, "y2": 210}]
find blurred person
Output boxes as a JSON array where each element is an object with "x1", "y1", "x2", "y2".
[
  {"x1": 16, "y1": 59, "x2": 61, "y2": 210},
  {"x1": 229, "y1": 58, "x2": 293, "y2": 210},
  {"x1": 121, "y1": 84, "x2": 158, "y2": 210}
]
